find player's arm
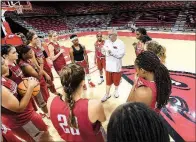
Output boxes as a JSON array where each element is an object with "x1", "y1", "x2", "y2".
[
  {"x1": 48, "y1": 44, "x2": 64, "y2": 61},
  {"x1": 22, "y1": 64, "x2": 40, "y2": 80},
  {"x1": 82, "y1": 46, "x2": 89, "y2": 64},
  {"x1": 69, "y1": 48, "x2": 75, "y2": 63},
  {"x1": 109, "y1": 42, "x2": 125, "y2": 59},
  {"x1": 94, "y1": 43, "x2": 97, "y2": 64},
  {"x1": 31, "y1": 51, "x2": 44, "y2": 76},
  {"x1": 127, "y1": 86, "x2": 153, "y2": 107},
  {"x1": 2, "y1": 78, "x2": 38, "y2": 112},
  {"x1": 88, "y1": 100, "x2": 106, "y2": 123}
]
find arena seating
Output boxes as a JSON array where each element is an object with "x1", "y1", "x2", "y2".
[
  {"x1": 59, "y1": 2, "x2": 113, "y2": 14},
  {"x1": 135, "y1": 10, "x2": 180, "y2": 29},
  {"x1": 142, "y1": 1, "x2": 185, "y2": 9},
  {"x1": 109, "y1": 12, "x2": 134, "y2": 27},
  {"x1": 67, "y1": 15, "x2": 110, "y2": 29},
  {"x1": 23, "y1": 3, "x2": 57, "y2": 15},
  {"x1": 23, "y1": 17, "x2": 68, "y2": 33},
  {"x1": 3, "y1": 1, "x2": 195, "y2": 33}
]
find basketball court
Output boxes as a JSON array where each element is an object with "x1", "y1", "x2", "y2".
[
  {"x1": 41, "y1": 31, "x2": 195, "y2": 141},
  {"x1": 1, "y1": 1, "x2": 195, "y2": 141}
]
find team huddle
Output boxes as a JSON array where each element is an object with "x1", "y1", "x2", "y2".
[{"x1": 1, "y1": 28, "x2": 172, "y2": 142}]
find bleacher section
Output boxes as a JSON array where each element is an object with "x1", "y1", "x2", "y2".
[{"x1": 3, "y1": 1, "x2": 195, "y2": 34}]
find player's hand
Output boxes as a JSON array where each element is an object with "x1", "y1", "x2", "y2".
[
  {"x1": 59, "y1": 49, "x2": 64, "y2": 54},
  {"x1": 38, "y1": 69, "x2": 44, "y2": 76},
  {"x1": 28, "y1": 77, "x2": 39, "y2": 88},
  {"x1": 45, "y1": 74, "x2": 51, "y2": 82}
]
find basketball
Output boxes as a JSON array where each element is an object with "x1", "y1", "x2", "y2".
[{"x1": 17, "y1": 79, "x2": 40, "y2": 96}]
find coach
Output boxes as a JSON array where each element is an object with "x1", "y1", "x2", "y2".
[{"x1": 101, "y1": 29, "x2": 125, "y2": 102}]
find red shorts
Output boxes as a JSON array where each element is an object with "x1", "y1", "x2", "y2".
[
  {"x1": 106, "y1": 71, "x2": 121, "y2": 86},
  {"x1": 11, "y1": 112, "x2": 48, "y2": 142},
  {"x1": 75, "y1": 60, "x2": 89, "y2": 74},
  {"x1": 96, "y1": 57, "x2": 105, "y2": 71}
]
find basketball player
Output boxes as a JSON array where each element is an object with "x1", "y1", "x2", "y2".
[
  {"x1": 94, "y1": 32, "x2": 105, "y2": 85},
  {"x1": 146, "y1": 41, "x2": 166, "y2": 64},
  {"x1": 48, "y1": 30, "x2": 66, "y2": 74},
  {"x1": 47, "y1": 64, "x2": 106, "y2": 142},
  {"x1": 69, "y1": 34, "x2": 95, "y2": 90},
  {"x1": 1, "y1": 44, "x2": 37, "y2": 111},
  {"x1": 133, "y1": 28, "x2": 151, "y2": 56},
  {"x1": 101, "y1": 29, "x2": 125, "y2": 102},
  {"x1": 26, "y1": 31, "x2": 61, "y2": 96},
  {"x1": 1, "y1": 57, "x2": 53, "y2": 142},
  {"x1": 18, "y1": 45, "x2": 50, "y2": 114},
  {"x1": 107, "y1": 102, "x2": 170, "y2": 142},
  {"x1": 127, "y1": 51, "x2": 172, "y2": 112}
]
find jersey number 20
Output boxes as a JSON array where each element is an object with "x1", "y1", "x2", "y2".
[{"x1": 58, "y1": 114, "x2": 80, "y2": 135}]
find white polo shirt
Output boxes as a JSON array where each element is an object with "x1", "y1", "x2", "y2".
[{"x1": 103, "y1": 39, "x2": 125, "y2": 72}]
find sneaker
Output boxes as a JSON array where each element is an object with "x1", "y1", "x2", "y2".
[
  {"x1": 101, "y1": 94, "x2": 111, "y2": 102},
  {"x1": 88, "y1": 81, "x2": 95, "y2": 88},
  {"x1": 113, "y1": 90, "x2": 119, "y2": 98},
  {"x1": 83, "y1": 84, "x2": 87, "y2": 90},
  {"x1": 98, "y1": 79, "x2": 104, "y2": 85}
]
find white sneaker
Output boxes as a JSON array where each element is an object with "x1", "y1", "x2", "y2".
[
  {"x1": 98, "y1": 79, "x2": 104, "y2": 85},
  {"x1": 101, "y1": 94, "x2": 111, "y2": 102},
  {"x1": 113, "y1": 90, "x2": 119, "y2": 98}
]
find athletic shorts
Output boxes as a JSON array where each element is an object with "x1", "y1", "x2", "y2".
[
  {"x1": 75, "y1": 60, "x2": 89, "y2": 74},
  {"x1": 106, "y1": 71, "x2": 121, "y2": 86},
  {"x1": 96, "y1": 57, "x2": 105, "y2": 71}
]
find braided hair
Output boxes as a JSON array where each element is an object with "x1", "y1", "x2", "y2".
[
  {"x1": 60, "y1": 63, "x2": 85, "y2": 128},
  {"x1": 107, "y1": 102, "x2": 170, "y2": 142},
  {"x1": 135, "y1": 51, "x2": 171, "y2": 109}
]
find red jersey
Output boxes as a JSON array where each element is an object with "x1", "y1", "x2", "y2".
[
  {"x1": 50, "y1": 97, "x2": 105, "y2": 142},
  {"x1": 1, "y1": 77, "x2": 34, "y2": 129},
  {"x1": 48, "y1": 42, "x2": 66, "y2": 72},
  {"x1": 30, "y1": 46, "x2": 51, "y2": 73},
  {"x1": 135, "y1": 77, "x2": 158, "y2": 110},
  {"x1": 19, "y1": 60, "x2": 49, "y2": 102},
  {"x1": 1, "y1": 124, "x2": 21, "y2": 142},
  {"x1": 95, "y1": 40, "x2": 105, "y2": 58},
  {"x1": 8, "y1": 63, "x2": 24, "y2": 85},
  {"x1": 135, "y1": 42, "x2": 144, "y2": 56}
]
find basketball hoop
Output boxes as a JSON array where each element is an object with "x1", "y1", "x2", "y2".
[{"x1": 14, "y1": 5, "x2": 23, "y2": 14}]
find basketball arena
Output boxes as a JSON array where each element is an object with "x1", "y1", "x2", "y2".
[{"x1": 1, "y1": 1, "x2": 195, "y2": 142}]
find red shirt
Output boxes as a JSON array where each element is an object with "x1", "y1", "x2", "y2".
[
  {"x1": 8, "y1": 63, "x2": 24, "y2": 85},
  {"x1": 95, "y1": 40, "x2": 105, "y2": 58},
  {"x1": 30, "y1": 46, "x2": 51, "y2": 73},
  {"x1": 1, "y1": 124, "x2": 21, "y2": 142},
  {"x1": 50, "y1": 97, "x2": 105, "y2": 142},
  {"x1": 135, "y1": 42, "x2": 144, "y2": 56},
  {"x1": 1, "y1": 77, "x2": 34, "y2": 129},
  {"x1": 135, "y1": 77, "x2": 158, "y2": 111},
  {"x1": 48, "y1": 42, "x2": 66, "y2": 72}
]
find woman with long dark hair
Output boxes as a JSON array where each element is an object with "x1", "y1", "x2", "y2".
[
  {"x1": 127, "y1": 51, "x2": 172, "y2": 111},
  {"x1": 107, "y1": 102, "x2": 170, "y2": 142}
]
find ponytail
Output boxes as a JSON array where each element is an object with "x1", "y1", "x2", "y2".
[
  {"x1": 135, "y1": 51, "x2": 172, "y2": 109},
  {"x1": 60, "y1": 64, "x2": 85, "y2": 128},
  {"x1": 154, "y1": 64, "x2": 171, "y2": 109}
]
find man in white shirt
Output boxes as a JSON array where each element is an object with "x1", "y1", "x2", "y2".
[{"x1": 101, "y1": 29, "x2": 125, "y2": 102}]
